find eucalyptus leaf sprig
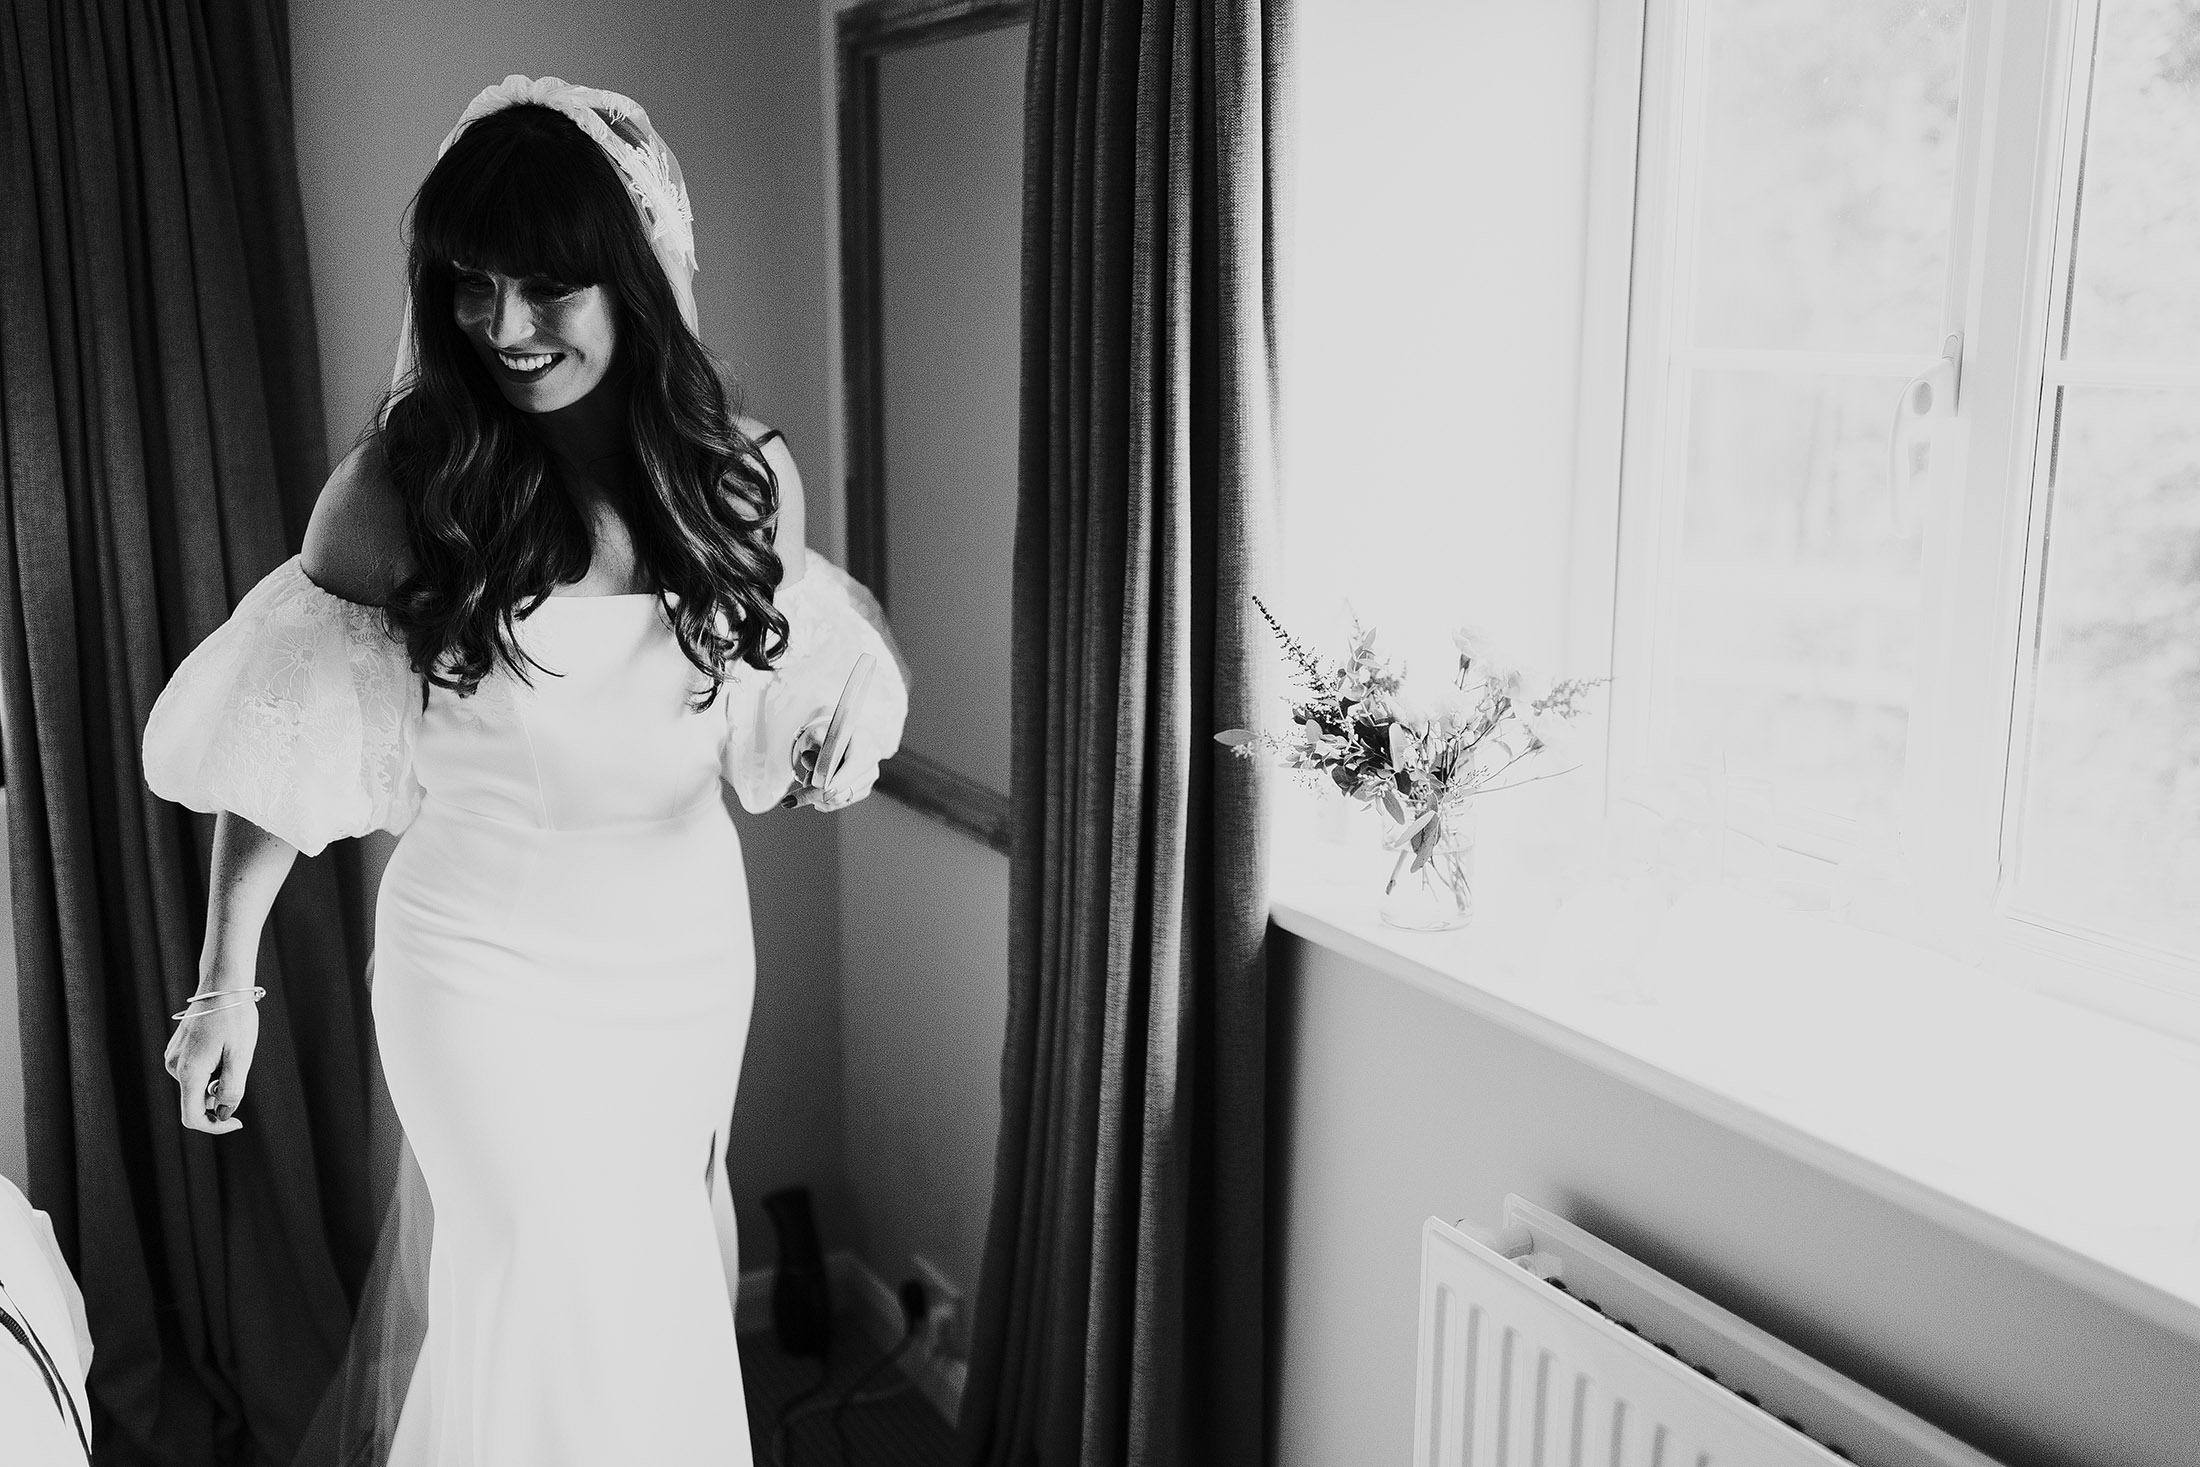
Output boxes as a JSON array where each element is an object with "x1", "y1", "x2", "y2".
[{"x1": 1219, "y1": 601, "x2": 1605, "y2": 880}]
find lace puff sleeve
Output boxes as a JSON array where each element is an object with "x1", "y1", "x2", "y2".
[
  {"x1": 142, "y1": 556, "x2": 425, "y2": 857},
  {"x1": 720, "y1": 555, "x2": 910, "y2": 814}
]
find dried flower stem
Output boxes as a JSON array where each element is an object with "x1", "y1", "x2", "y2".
[
  {"x1": 1251, "y1": 594, "x2": 1332, "y2": 690},
  {"x1": 1469, "y1": 763, "x2": 1584, "y2": 798}
]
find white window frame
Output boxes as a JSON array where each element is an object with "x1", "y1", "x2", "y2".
[{"x1": 1572, "y1": 0, "x2": 2200, "y2": 1036}]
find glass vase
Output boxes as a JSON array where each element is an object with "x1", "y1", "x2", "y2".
[{"x1": 1380, "y1": 797, "x2": 1476, "y2": 931}]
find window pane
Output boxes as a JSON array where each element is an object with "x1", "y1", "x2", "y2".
[
  {"x1": 1690, "y1": 0, "x2": 1967, "y2": 353},
  {"x1": 1666, "y1": 371, "x2": 1922, "y2": 826},
  {"x1": 2012, "y1": 388, "x2": 2200, "y2": 956},
  {"x1": 2062, "y1": 0, "x2": 2200, "y2": 365}
]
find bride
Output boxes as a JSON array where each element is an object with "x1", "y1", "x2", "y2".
[{"x1": 141, "y1": 77, "x2": 905, "y2": 1465}]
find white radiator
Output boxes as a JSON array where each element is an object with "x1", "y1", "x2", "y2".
[{"x1": 1415, "y1": 1197, "x2": 2005, "y2": 1467}]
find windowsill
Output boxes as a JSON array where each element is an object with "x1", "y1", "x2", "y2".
[{"x1": 1268, "y1": 833, "x2": 2200, "y2": 1346}]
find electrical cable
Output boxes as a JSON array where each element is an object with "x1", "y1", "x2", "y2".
[
  {"x1": 770, "y1": 1332, "x2": 933, "y2": 1467},
  {"x1": 771, "y1": 1281, "x2": 933, "y2": 1467},
  {"x1": 767, "y1": 1328, "x2": 928, "y2": 1464},
  {"x1": 769, "y1": 1351, "x2": 835, "y2": 1467},
  {"x1": 830, "y1": 1327, "x2": 930, "y2": 1467}
]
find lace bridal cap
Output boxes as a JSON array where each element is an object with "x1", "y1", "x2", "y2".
[{"x1": 385, "y1": 74, "x2": 702, "y2": 405}]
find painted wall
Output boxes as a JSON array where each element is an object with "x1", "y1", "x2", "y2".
[
  {"x1": 836, "y1": 798, "x2": 1008, "y2": 1337},
  {"x1": 288, "y1": 0, "x2": 852, "y2": 1264}
]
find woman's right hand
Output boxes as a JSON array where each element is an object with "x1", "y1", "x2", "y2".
[{"x1": 163, "y1": 992, "x2": 259, "y2": 1135}]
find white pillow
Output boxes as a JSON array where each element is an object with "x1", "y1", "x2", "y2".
[{"x1": 0, "y1": 1175, "x2": 91, "y2": 1464}]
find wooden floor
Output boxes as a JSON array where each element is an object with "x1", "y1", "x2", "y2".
[{"x1": 739, "y1": 1314, "x2": 958, "y2": 1467}]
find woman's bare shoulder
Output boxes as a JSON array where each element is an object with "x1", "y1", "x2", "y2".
[
  {"x1": 301, "y1": 435, "x2": 414, "y2": 606},
  {"x1": 734, "y1": 417, "x2": 808, "y2": 583}
]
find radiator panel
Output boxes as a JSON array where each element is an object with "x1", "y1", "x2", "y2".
[{"x1": 1415, "y1": 1206, "x2": 2005, "y2": 1467}]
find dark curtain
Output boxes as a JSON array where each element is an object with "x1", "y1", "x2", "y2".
[
  {"x1": 0, "y1": 3, "x2": 384, "y2": 1463},
  {"x1": 959, "y1": 1, "x2": 1288, "y2": 1464}
]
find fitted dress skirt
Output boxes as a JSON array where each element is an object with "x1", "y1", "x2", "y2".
[{"x1": 373, "y1": 795, "x2": 755, "y2": 1466}]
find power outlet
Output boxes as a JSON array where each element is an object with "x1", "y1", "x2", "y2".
[{"x1": 909, "y1": 1253, "x2": 966, "y2": 1360}]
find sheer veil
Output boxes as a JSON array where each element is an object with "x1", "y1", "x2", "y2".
[
  {"x1": 290, "y1": 1031, "x2": 434, "y2": 1466},
  {"x1": 290, "y1": 77, "x2": 724, "y2": 1467}
]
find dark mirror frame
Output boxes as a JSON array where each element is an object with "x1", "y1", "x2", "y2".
[{"x1": 837, "y1": 0, "x2": 1030, "y2": 857}]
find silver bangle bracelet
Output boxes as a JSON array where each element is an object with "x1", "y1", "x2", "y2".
[{"x1": 171, "y1": 986, "x2": 268, "y2": 1021}]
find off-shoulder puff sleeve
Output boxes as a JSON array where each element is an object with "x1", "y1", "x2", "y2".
[
  {"x1": 143, "y1": 556, "x2": 424, "y2": 857},
  {"x1": 720, "y1": 555, "x2": 910, "y2": 814}
]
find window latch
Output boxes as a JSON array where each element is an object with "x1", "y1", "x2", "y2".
[{"x1": 1888, "y1": 331, "x2": 1963, "y2": 524}]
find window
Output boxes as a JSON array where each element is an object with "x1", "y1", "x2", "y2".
[
  {"x1": 1614, "y1": 0, "x2": 2200, "y2": 1012},
  {"x1": 2006, "y1": 0, "x2": 2200, "y2": 965},
  {"x1": 1615, "y1": 0, "x2": 1969, "y2": 836}
]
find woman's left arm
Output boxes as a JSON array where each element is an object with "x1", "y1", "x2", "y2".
[{"x1": 717, "y1": 431, "x2": 907, "y2": 814}]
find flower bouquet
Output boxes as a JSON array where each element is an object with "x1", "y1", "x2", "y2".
[{"x1": 1220, "y1": 598, "x2": 1603, "y2": 930}]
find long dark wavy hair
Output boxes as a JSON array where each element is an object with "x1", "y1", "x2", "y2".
[{"x1": 374, "y1": 102, "x2": 785, "y2": 706}]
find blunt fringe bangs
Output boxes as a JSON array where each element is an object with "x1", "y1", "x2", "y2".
[
  {"x1": 413, "y1": 107, "x2": 624, "y2": 293},
  {"x1": 374, "y1": 103, "x2": 788, "y2": 708}
]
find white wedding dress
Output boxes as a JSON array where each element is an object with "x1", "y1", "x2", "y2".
[{"x1": 142, "y1": 552, "x2": 906, "y2": 1466}]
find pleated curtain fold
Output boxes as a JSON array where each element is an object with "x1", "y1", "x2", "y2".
[
  {"x1": 960, "y1": 1, "x2": 1289, "y2": 1463},
  {"x1": 0, "y1": 2, "x2": 382, "y2": 1462}
]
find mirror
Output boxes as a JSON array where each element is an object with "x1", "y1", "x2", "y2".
[{"x1": 837, "y1": 0, "x2": 1031, "y2": 855}]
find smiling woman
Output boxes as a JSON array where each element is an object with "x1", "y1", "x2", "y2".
[
  {"x1": 139, "y1": 77, "x2": 908, "y2": 1467},
  {"x1": 449, "y1": 267, "x2": 618, "y2": 406}
]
